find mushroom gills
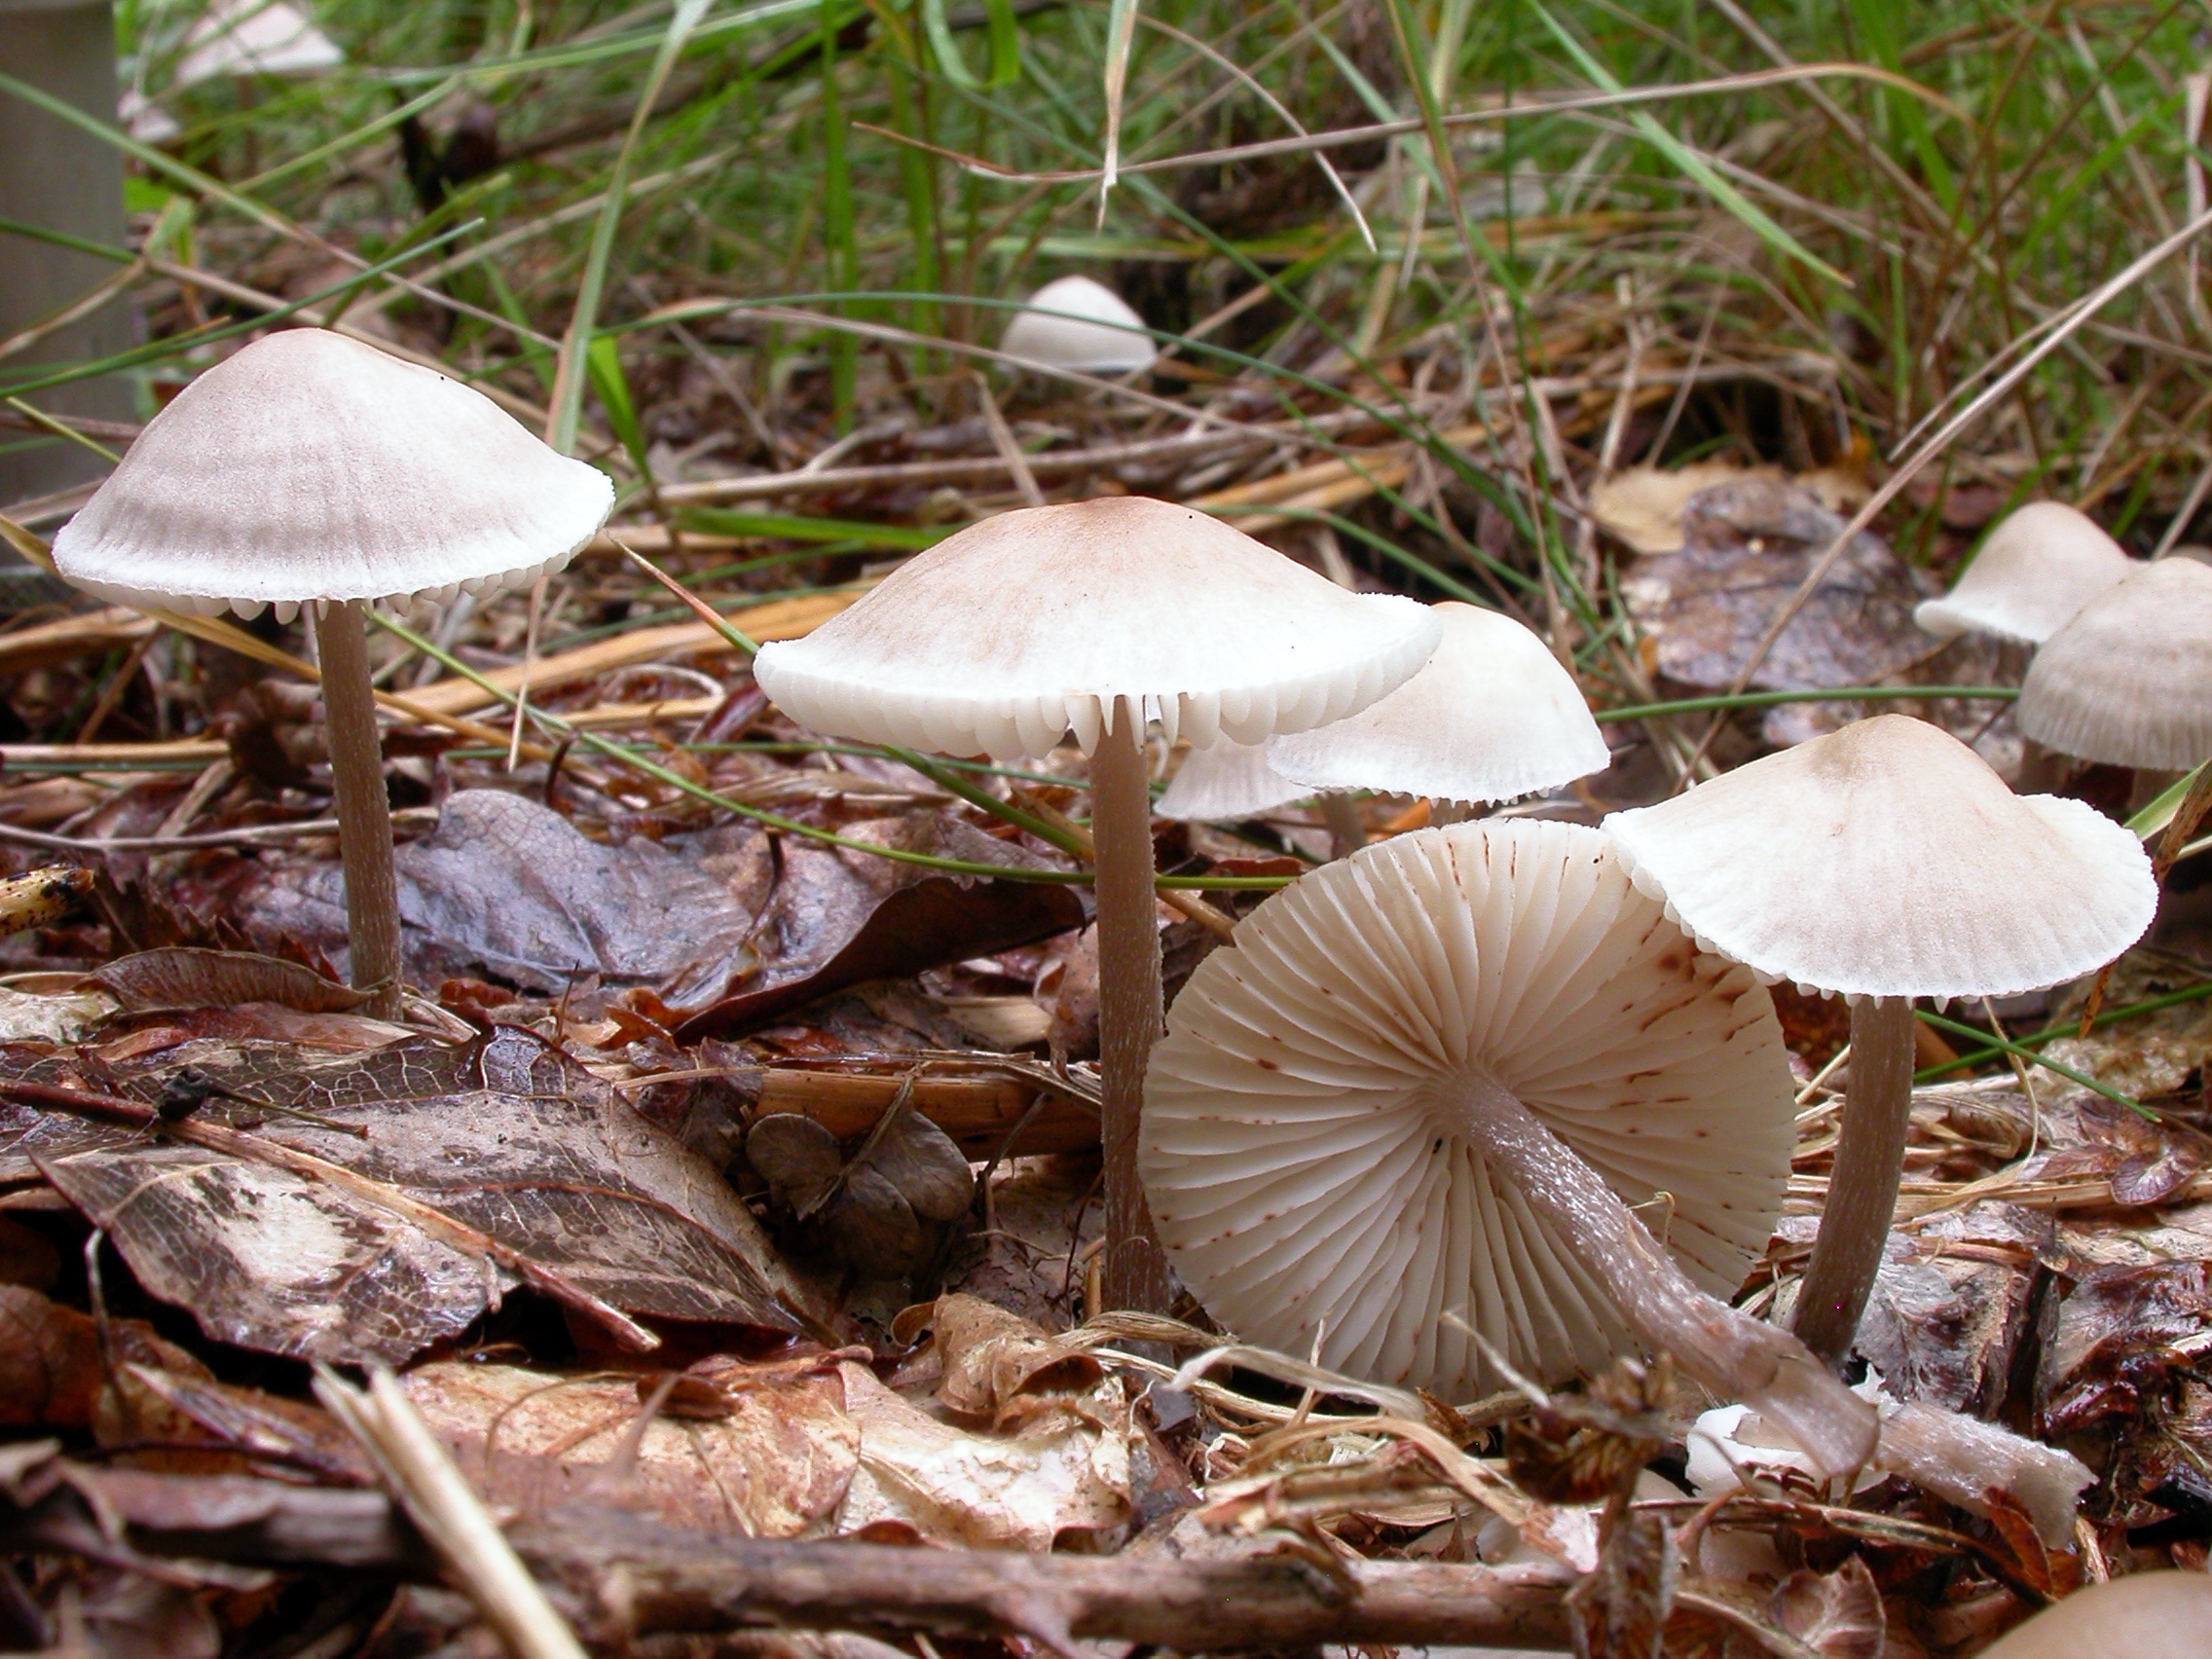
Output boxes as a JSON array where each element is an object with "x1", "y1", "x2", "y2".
[{"x1": 1430, "y1": 1061, "x2": 1875, "y2": 1477}]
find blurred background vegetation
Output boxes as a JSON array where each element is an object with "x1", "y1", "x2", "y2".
[{"x1": 9, "y1": 0, "x2": 2212, "y2": 666}]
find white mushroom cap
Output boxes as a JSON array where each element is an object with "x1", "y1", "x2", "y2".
[
  {"x1": 1155, "y1": 738, "x2": 1305, "y2": 820},
  {"x1": 1270, "y1": 603, "x2": 1610, "y2": 803},
  {"x1": 53, "y1": 330, "x2": 613, "y2": 619},
  {"x1": 2017, "y1": 557, "x2": 2212, "y2": 768},
  {"x1": 176, "y1": 0, "x2": 346, "y2": 86},
  {"x1": 752, "y1": 497, "x2": 1443, "y2": 761},
  {"x1": 1156, "y1": 604, "x2": 1610, "y2": 819},
  {"x1": 1000, "y1": 276, "x2": 1158, "y2": 374},
  {"x1": 1913, "y1": 502, "x2": 2135, "y2": 645},
  {"x1": 1141, "y1": 819, "x2": 1794, "y2": 1397},
  {"x1": 1604, "y1": 715, "x2": 2157, "y2": 1001}
]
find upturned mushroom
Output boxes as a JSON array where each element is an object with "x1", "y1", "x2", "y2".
[
  {"x1": 1000, "y1": 276, "x2": 1158, "y2": 375},
  {"x1": 752, "y1": 496, "x2": 1442, "y2": 1311},
  {"x1": 1157, "y1": 602, "x2": 1609, "y2": 853},
  {"x1": 1913, "y1": 501, "x2": 2134, "y2": 645},
  {"x1": 1140, "y1": 818, "x2": 1875, "y2": 1474},
  {"x1": 53, "y1": 328, "x2": 613, "y2": 1018},
  {"x1": 2017, "y1": 556, "x2": 2212, "y2": 775},
  {"x1": 1604, "y1": 716, "x2": 2157, "y2": 1364}
]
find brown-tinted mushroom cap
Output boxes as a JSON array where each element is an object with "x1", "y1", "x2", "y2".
[
  {"x1": 1141, "y1": 819, "x2": 1794, "y2": 1397},
  {"x1": 2016, "y1": 557, "x2": 2212, "y2": 768},
  {"x1": 53, "y1": 329, "x2": 611, "y2": 619},
  {"x1": 1604, "y1": 716, "x2": 2157, "y2": 1000},
  {"x1": 752, "y1": 497, "x2": 1442, "y2": 760}
]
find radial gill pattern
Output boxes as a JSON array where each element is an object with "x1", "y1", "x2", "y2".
[{"x1": 1140, "y1": 819, "x2": 1795, "y2": 1400}]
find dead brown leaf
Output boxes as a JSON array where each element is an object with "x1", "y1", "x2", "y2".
[{"x1": 404, "y1": 1355, "x2": 861, "y2": 1537}]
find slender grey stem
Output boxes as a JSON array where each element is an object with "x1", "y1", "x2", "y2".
[
  {"x1": 314, "y1": 601, "x2": 404, "y2": 1021},
  {"x1": 1320, "y1": 792, "x2": 1368, "y2": 861},
  {"x1": 1091, "y1": 696, "x2": 1171, "y2": 1313},
  {"x1": 1445, "y1": 1066, "x2": 1875, "y2": 1477},
  {"x1": 1793, "y1": 996, "x2": 1914, "y2": 1365},
  {"x1": 2014, "y1": 737, "x2": 2064, "y2": 794}
]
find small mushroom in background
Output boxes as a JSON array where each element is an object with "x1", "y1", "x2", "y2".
[
  {"x1": 753, "y1": 496, "x2": 1442, "y2": 1312},
  {"x1": 1157, "y1": 602, "x2": 1611, "y2": 856},
  {"x1": 1140, "y1": 817, "x2": 1877, "y2": 1477},
  {"x1": 51, "y1": 328, "x2": 614, "y2": 1019},
  {"x1": 2017, "y1": 556, "x2": 2212, "y2": 804},
  {"x1": 1913, "y1": 500, "x2": 2136, "y2": 645},
  {"x1": 1975, "y1": 1571, "x2": 2212, "y2": 1659},
  {"x1": 1914, "y1": 502, "x2": 2138, "y2": 791},
  {"x1": 1603, "y1": 715, "x2": 2157, "y2": 1367},
  {"x1": 125, "y1": 0, "x2": 347, "y2": 142},
  {"x1": 999, "y1": 276, "x2": 1158, "y2": 376},
  {"x1": 173, "y1": 0, "x2": 346, "y2": 86}
]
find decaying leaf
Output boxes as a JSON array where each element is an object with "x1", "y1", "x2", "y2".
[
  {"x1": 1590, "y1": 461, "x2": 1780, "y2": 555},
  {"x1": 676, "y1": 813, "x2": 1086, "y2": 1038},
  {"x1": 1769, "y1": 1557, "x2": 1885, "y2": 1658},
  {"x1": 0, "y1": 985, "x2": 110, "y2": 1045},
  {"x1": 748, "y1": 1103, "x2": 976, "y2": 1279},
  {"x1": 92, "y1": 948, "x2": 367, "y2": 1015},
  {"x1": 933, "y1": 1293, "x2": 1102, "y2": 1425},
  {"x1": 0, "y1": 1027, "x2": 819, "y2": 1364},
  {"x1": 1620, "y1": 475, "x2": 1924, "y2": 728},
  {"x1": 834, "y1": 1359, "x2": 1132, "y2": 1548},
  {"x1": 0, "y1": 1285, "x2": 106, "y2": 1428},
  {"x1": 2041, "y1": 1260, "x2": 2212, "y2": 1439},
  {"x1": 236, "y1": 789, "x2": 763, "y2": 1006},
  {"x1": 404, "y1": 1354, "x2": 861, "y2": 1537}
]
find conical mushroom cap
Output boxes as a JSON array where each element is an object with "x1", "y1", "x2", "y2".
[
  {"x1": 54, "y1": 330, "x2": 612, "y2": 619},
  {"x1": 1156, "y1": 738, "x2": 1305, "y2": 820},
  {"x1": 1000, "y1": 276, "x2": 1157, "y2": 374},
  {"x1": 2017, "y1": 558, "x2": 2212, "y2": 768},
  {"x1": 1604, "y1": 715, "x2": 2157, "y2": 1000},
  {"x1": 1141, "y1": 819, "x2": 1794, "y2": 1397},
  {"x1": 1914, "y1": 502, "x2": 2135, "y2": 645},
  {"x1": 1270, "y1": 603, "x2": 1610, "y2": 802},
  {"x1": 752, "y1": 497, "x2": 1443, "y2": 760}
]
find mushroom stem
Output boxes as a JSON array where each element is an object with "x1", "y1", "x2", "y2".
[
  {"x1": 1090, "y1": 696, "x2": 1173, "y2": 1313},
  {"x1": 1792, "y1": 996, "x2": 1914, "y2": 1366},
  {"x1": 1320, "y1": 793, "x2": 1368, "y2": 861},
  {"x1": 2014, "y1": 738, "x2": 2064, "y2": 794},
  {"x1": 313, "y1": 600, "x2": 405, "y2": 1021},
  {"x1": 1448, "y1": 1067, "x2": 1876, "y2": 1477}
]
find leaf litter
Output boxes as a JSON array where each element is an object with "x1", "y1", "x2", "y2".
[{"x1": 6, "y1": 26, "x2": 2212, "y2": 1652}]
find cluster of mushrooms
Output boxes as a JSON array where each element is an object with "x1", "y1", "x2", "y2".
[{"x1": 46, "y1": 325, "x2": 2172, "y2": 1486}]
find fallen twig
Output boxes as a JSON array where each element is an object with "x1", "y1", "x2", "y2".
[{"x1": 316, "y1": 1367, "x2": 589, "y2": 1659}]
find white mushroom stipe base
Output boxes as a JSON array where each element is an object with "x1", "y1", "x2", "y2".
[
  {"x1": 51, "y1": 328, "x2": 614, "y2": 1017},
  {"x1": 1912, "y1": 501, "x2": 2135, "y2": 645},
  {"x1": 755, "y1": 497, "x2": 1442, "y2": 1313},
  {"x1": 1605, "y1": 716, "x2": 2157, "y2": 1364},
  {"x1": 1142, "y1": 819, "x2": 1876, "y2": 1476},
  {"x1": 2017, "y1": 556, "x2": 2212, "y2": 770}
]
